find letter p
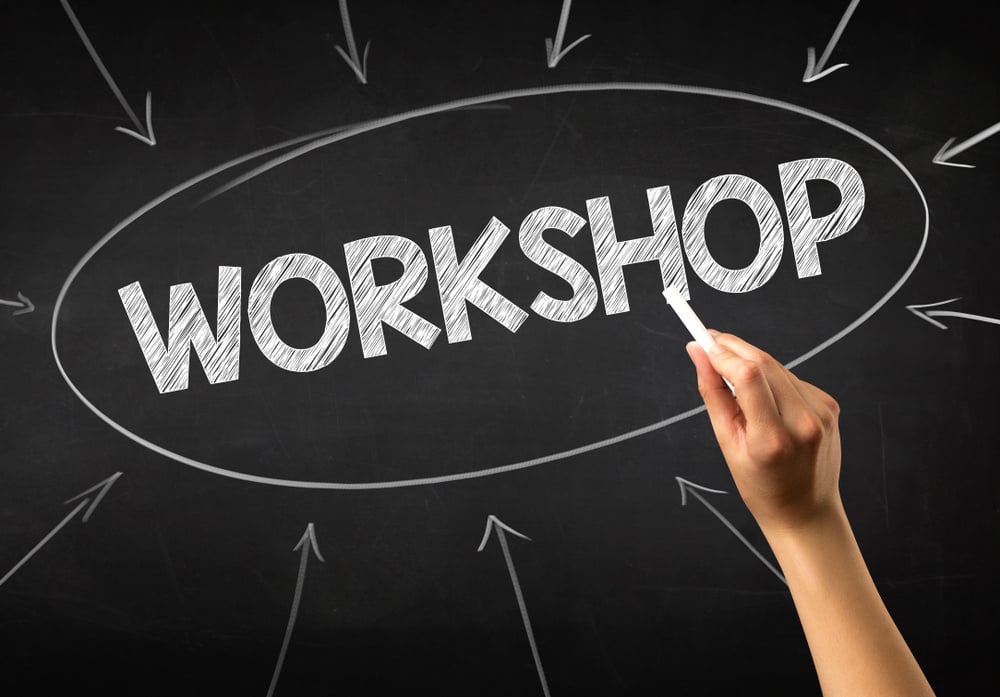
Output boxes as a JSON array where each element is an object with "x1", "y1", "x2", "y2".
[{"x1": 779, "y1": 157, "x2": 865, "y2": 278}]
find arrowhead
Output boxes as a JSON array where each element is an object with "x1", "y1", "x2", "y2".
[
  {"x1": 477, "y1": 514, "x2": 531, "y2": 552},
  {"x1": 12, "y1": 291, "x2": 34, "y2": 316},
  {"x1": 114, "y1": 91, "x2": 156, "y2": 146},
  {"x1": 802, "y1": 46, "x2": 849, "y2": 83},
  {"x1": 115, "y1": 126, "x2": 156, "y2": 146},
  {"x1": 545, "y1": 34, "x2": 591, "y2": 68},
  {"x1": 675, "y1": 477, "x2": 727, "y2": 506},
  {"x1": 293, "y1": 523, "x2": 325, "y2": 562},
  {"x1": 360, "y1": 41, "x2": 370, "y2": 82},
  {"x1": 932, "y1": 138, "x2": 975, "y2": 168},
  {"x1": 335, "y1": 41, "x2": 370, "y2": 84},
  {"x1": 63, "y1": 471, "x2": 123, "y2": 523},
  {"x1": 906, "y1": 298, "x2": 961, "y2": 330}
]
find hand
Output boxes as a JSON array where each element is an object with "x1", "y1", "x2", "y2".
[
  {"x1": 687, "y1": 333, "x2": 936, "y2": 696},
  {"x1": 686, "y1": 333, "x2": 843, "y2": 535}
]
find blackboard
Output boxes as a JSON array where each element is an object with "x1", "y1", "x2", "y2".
[{"x1": 1, "y1": 0, "x2": 997, "y2": 693}]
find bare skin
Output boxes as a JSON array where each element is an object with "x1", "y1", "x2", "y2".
[{"x1": 687, "y1": 332, "x2": 935, "y2": 697}]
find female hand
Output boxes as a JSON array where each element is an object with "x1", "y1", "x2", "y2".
[{"x1": 686, "y1": 332, "x2": 843, "y2": 535}]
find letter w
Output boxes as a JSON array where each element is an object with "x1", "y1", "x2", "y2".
[{"x1": 118, "y1": 267, "x2": 241, "y2": 394}]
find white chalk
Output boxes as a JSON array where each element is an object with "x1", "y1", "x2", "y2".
[
  {"x1": 663, "y1": 286, "x2": 715, "y2": 355},
  {"x1": 662, "y1": 286, "x2": 736, "y2": 395}
]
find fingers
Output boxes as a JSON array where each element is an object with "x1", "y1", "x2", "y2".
[
  {"x1": 686, "y1": 342, "x2": 740, "y2": 442},
  {"x1": 711, "y1": 333, "x2": 838, "y2": 440},
  {"x1": 688, "y1": 330, "x2": 839, "y2": 447},
  {"x1": 714, "y1": 333, "x2": 806, "y2": 416},
  {"x1": 789, "y1": 373, "x2": 841, "y2": 426},
  {"x1": 703, "y1": 339, "x2": 782, "y2": 432}
]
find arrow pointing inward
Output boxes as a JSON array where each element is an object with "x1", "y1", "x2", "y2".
[
  {"x1": 802, "y1": 0, "x2": 862, "y2": 83},
  {"x1": 932, "y1": 121, "x2": 1000, "y2": 168},
  {"x1": 334, "y1": 0, "x2": 369, "y2": 84},
  {"x1": 0, "y1": 292, "x2": 34, "y2": 316},
  {"x1": 545, "y1": 0, "x2": 591, "y2": 68},
  {"x1": 675, "y1": 477, "x2": 787, "y2": 585},
  {"x1": 906, "y1": 298, "x2": 1000, "y2": 329},
  {"x1": 478, "y1": 515, "x2": 550, "y2": 697},
  {"x1": 0, "y1": 472, "x2": 122, "y2": 588},
  {"x1": 59, "y1": 0, "x2": 156, "y2": 145},
  {"x1": 266, "y1": 523, "x2": 325, "y2": 697}
]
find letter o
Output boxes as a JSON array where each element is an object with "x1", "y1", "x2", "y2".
[
  {"x1": 248, "y1": 253, "x2": 351, "y2": 372},
  {"x1": 682, "y1": 174, "x2": 785, "y2": 293}
]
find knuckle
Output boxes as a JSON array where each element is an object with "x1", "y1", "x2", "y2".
[
  {"x1": 826, "y1": 393, "x2": 841, "y2": 417},
  {"x1": 753, "y1": 432, "x2": 793, "y2": 463},
  {"x1": 754, "y1": 348, "x2": 777, "y2": 367},
  {"x1": 796, "y1": 412, "x2": 824, "y2": 444},
  {"x1": 820, "y1": 401, "x2": 839, "y2": 428},
  {"x1": 817, "y1": 408, "x2": 835, "y2": 429},
  {"x1": 716, "y1": 334, "x2": 776, "y2": 369},
  {"x1": 733, "y1": 361, "x2": 761, "y2": 384},
  {"x1": 814, "y1": 390, "x2": 840, "y2": 425}
]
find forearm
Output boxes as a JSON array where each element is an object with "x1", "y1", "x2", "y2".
[{"x1": 764, "y1": 503, "x2": 935, "y2": 697}]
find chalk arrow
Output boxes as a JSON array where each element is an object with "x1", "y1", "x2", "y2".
[
  {"x1": 802, "y1": 0, "x2": 861, "y2": 83},
  {"x1": 545, "y1": 0, "x2": 591, "y2": 68},
  {"x1": 906, "y1": 298, "x2": 1000, "y2": 330},
  {"x1": 932, "y1": 121, "x2": 1000, "y2": 168},
  {"x1": 675, "y1": 477, "x2": 787, "y2": 585},
  {"x1": 334, "y1": 0, "x2": 369, "y2": 84},
  {"x1": 0, "y1": 292, "x2": 34, "y2": 316},
  {"x1": 478, "y1": 515, "x2": 550, "y2": 697},
  {"x1": 266, "y1": 523, "x2": 325, "y2": 697},
  {"x1": 59, "y1": 1, "x2": 156, "y2": 145},
  {"x1": 0, "y1": 472, "x2": 122, "y2": 588},
  {"x1": 113, "y1": 91, "x2": 156, "y2": 146}
]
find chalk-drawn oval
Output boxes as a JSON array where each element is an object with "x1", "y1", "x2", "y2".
[{"x1": 53, "y1": 83, "x2": 928, "y2": 489}]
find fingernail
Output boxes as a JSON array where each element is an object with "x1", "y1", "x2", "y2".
[{"x1": 709, "y1": 341, "x2": 725, "y2": 355}]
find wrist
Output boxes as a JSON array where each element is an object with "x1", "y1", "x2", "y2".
[
  {"x1": 761, "y1": 500, "x2": 869, "y2": 593},
  {"x1": 760, "y1": 500, "x2": 853, "y2": 564}
]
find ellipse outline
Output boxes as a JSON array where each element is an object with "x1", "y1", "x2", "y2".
[{"x1": 52, "y1": 82, "x2": 929, "y2": 490}]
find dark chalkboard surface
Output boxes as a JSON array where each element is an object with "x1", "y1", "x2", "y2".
[{"x1": 1, "y1": 0, "x2": 997, "y2": 693}]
